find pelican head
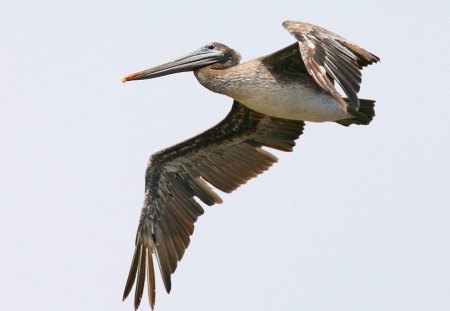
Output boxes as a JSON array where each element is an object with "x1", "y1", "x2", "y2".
[{"x1": 122, "y1": 42, "x2": 241, "y2": 82}]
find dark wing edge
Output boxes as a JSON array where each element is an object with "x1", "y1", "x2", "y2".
[
  {"x1": 282, "y1": 20, "x2": 380, "y2": 111},
  {"x1": 123, "y1": 101, "x2": 305, "y2": 310}
]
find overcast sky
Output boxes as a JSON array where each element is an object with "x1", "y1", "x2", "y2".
[{"x1": 1, "y1": 1, "x2": 449, "y2": 311}]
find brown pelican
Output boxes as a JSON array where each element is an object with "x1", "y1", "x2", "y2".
[{"x1": 121, "y1": 21, "x2": 379, "y2": 310}]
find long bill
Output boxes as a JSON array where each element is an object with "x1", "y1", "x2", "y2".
[{"x1": 121, "y1": 48, "x2": 227, "y2": 82}]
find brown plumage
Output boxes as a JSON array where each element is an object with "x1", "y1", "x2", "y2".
[
  {"x1": 283, "y1": 21, "x2": 379, "y2": 110},
  {"x1": 123, "y1": 102, "x2": 305, "y2": 309},
  {"x1": 121, "y1": 20, "x2": 379, "y2": 310}
]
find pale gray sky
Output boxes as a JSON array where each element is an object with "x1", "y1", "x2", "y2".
[{"x1": 1, "y1": 1, "x2": 449, "y2": 310}]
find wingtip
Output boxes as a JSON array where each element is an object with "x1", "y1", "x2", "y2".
[
  {"x1": 282, "y1": 20, "x2": 292, "y2": 29},
  {"x1": 164, "y1": 278, "x2": 172, "y2": 294},
  {"x1": 282, "y1": 20, "x2": 307, "y2": 31},
  {"x1": 147, "y1": 248, "x2": 156, "y2": 310}
]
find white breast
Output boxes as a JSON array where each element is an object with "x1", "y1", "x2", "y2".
[
  {"x1": 232, "y1": 84, "x2": 349, "y2": 122},
  {"x1": 196, "y1": 60, "x2": 352, "y2": 122}
]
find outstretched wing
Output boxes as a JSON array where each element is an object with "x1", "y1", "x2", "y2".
[
  {"x1": 123, "y1": 101, "x2": 305, "y2": 310},
  {"x1": 282, "y1": 20, "x2": 379, "y2": 111}
]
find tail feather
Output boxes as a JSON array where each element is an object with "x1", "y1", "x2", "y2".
[{"x1": 336, "y1": 99, "x2": 376, "y2": 126}]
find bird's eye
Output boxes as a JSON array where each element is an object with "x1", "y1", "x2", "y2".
[{"x1": 207, "y1": 44, "x2": 215, "y2": 50}]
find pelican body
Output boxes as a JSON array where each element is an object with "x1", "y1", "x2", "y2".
[
  {"x1": 195, "y1": 43, "x2": 349, "y2": 122},
  {"x1": 122, "y1": 21, "x2": 379, "y2": 310}
]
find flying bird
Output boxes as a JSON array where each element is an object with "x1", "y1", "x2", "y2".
[{"x1": 121, "y1": 20, "x2": 379, "y2": 310}]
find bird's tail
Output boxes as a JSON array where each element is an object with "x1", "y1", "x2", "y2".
[{"x1": 335, "y1": 99, "x2": 376, "y2": 126}]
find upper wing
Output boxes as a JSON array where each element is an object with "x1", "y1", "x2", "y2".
[
  {"x1": 282, "y1": 20, "x2": 380, "y2": 111},
  {"x1": 123, "y1": 101, "x2": 305, "y2": 310}
]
